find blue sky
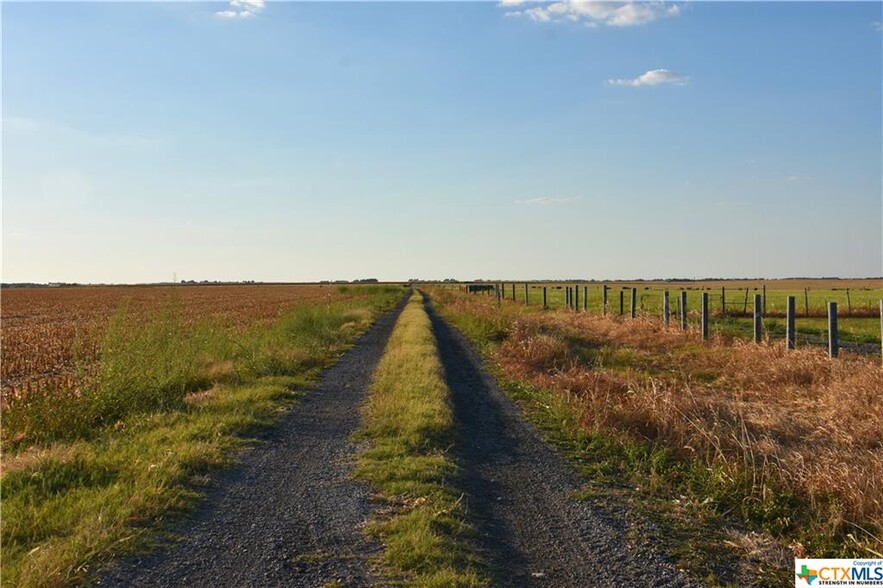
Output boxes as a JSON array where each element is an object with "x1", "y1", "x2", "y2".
[{"x1": 3, "y1": 1, "x2": 881, "y2": 283}]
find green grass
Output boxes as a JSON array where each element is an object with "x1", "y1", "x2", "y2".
[
  {"x1": 1, "y1": 286, "x2": 404, "y2": 588},
  {"x1": 717, "y1": 315, "x2": 882, "y2": 345},
  {"x1": 353, "y1": 292, "x2": 488, "y2": 588}
]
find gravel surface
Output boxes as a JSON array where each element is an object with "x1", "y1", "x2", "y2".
[
  {"x1": 99, "y1": 295, "x2": 410, "y2": 588},
  {"x1": 425, "y1": 298, "x2": 700, "y2": 588}
]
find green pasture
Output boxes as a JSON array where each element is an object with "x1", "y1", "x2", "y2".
[{"x1": 463, "y1": 283, "x2": 883, "y2": 346}]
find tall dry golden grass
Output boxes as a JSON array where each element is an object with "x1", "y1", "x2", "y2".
[{"x1": 442, "y1": 292, "x2": 883, "y2": 555}]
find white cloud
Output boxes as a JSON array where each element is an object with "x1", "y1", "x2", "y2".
[
  {"x1": 516, "y1": 197, "x2": 578, "y2": 205},
  {"x1": 608, "y1": 68, "x2": 689, "y2": 87},
  {"x1": 873, "y1": 21, "x2": 883, "y2": 32},
  {"x1": 216, "y1": 0, "x2": 265, "y2": 19},
  {"x1": 505, "y1": 1, "x2": 681, "y2": 27}
]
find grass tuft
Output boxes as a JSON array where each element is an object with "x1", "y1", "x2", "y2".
[{"x1": 354, "y1": 292, "x2": 488, "y2": 587}]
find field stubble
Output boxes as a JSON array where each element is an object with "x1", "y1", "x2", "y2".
[{"x1": 1, "y1": 285, "x2": 333, "y2": 394}]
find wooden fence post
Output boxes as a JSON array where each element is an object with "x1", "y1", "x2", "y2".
[
  {"x1": 701, "y1": 292, "x2": 709, "y2": 340},
  {"x1": 630, "y1": 288, "x2": 637, "y2": 319},
  {"x1": 804, "y1": 288, "x2": 809, "y2": 316},
  {"x1": 721, "y1": 287, "x2": 726, "y2": 316},
  {"x1": 663, "y1": 290, "x2": 670, "y2": 326},
  {"x1": 543, "y1": 287, "x2": 547, "y2": 309},
  {"x1": 743, "y1": 288, "x2": 749, "y2": 314},
  {"x1": 575, "y1": 284, "x2": 580, "y2": 312},
  {"x1": 828, "y1": 302, "x2": 839, "y2": 358},
  {"x1": 602, "y1": 285, "x2": 608, "y2": 315},
  {"x1": 846, "y1": 289, "x2": 852, "y2": 315},
  {"x1": 754, "y1": 294, "x2": 763, "y2": 343},
  {"x1": 583, "y1": 286, "x2": 588, "y2": 312},
  {"x1": 786, "y1": 296, "x2": 796, "y2": 350},
  {"x1": 525, "y1": 283, "x2": 529, "y2": 305},
  {"x1": 619, "y1": 290, "x2": 624, "y2": 316},
  {"x1": 680, "y1": 291, "x2": 688, "y2": 330},
  {"x1": 511, "y1": 284, "x2": 515, "y2": 301}
]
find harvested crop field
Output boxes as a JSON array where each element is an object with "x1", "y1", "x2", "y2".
[{"x1": 1, "y1": 284, "x2": 340, "y2": 400}]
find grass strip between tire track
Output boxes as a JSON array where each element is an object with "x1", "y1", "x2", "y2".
[{"x1": 354, "y1": 292, "x2": 488, "y2": 587}]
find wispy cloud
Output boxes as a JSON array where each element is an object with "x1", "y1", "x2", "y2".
[
  {"x1": 516, "y1": 197, "x2": 578, "y2": 205},
  {"x1": 873, "y1": 21, "x2": 883, "y2": 32},
  {"x1": 608, "y1": 68, "x2": 689, "y2": 87},
  {"x1": 216, "y1": 0, "x2": 266, "y2": 19},
  {"x1": 785, "y1": 175, "x2": 812, "y2": 182},
  {"x1": 503, "y1": 1, "x2": 681, "y2": 27},
  {"x1": 3, "y1": 116, "x2": 158, "y2": 147}
]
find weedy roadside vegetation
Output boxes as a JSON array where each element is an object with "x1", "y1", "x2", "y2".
[
  {"x1": 430, "y1": 287, "x2": 883, "y2": 585},
  {"x1": 354, "y1": 292, "x2": 488, "y2": 587},
  {"x1": 1, "y1": 285, "x2": 404, "y2": 588}
]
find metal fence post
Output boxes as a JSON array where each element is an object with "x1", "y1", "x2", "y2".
[
  {"x1": 680, "y1": 291, "x2": 688, "y2": 330},
  {"x1": 828, "y1": 302, "x2": 839, "y2": 358},
  {"x1": 701, "y1": 292, "x2": 709, "y2": 340},
  {"x1": 754, "y1": 294, "x2": 763, "y2": 343}
]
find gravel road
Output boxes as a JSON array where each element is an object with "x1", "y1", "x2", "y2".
[
  {"x1": 100, "y1": 291, "x2": 701, "y2": 588},
  {"x1": 100, "y1": 294, "x2": 410, "y2": 588},
  {"x1": 424, "y1": 298, "x2": 699, "y2": 588}
]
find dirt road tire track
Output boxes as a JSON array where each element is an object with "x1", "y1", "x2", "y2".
[
  {"x1": 424, "y1": 297, "x2": 699, "y2": 588},
  {"x1": 99, "y1": 294, "x2": 410, "y2": 588}
]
